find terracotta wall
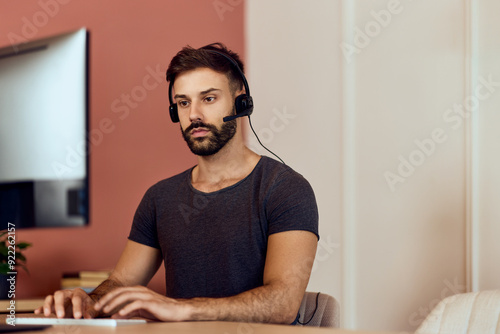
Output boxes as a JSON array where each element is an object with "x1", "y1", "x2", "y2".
[{"x1": 0, "y1": 0, "x2": 244, "y2": 298}]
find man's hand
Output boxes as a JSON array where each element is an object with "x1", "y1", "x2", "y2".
[
  {"x1": 94, "y1": 286, "x2": 190, "y2": 321},
  {"x1": 34, "y1": 288, "x2": 98, "y2": 319},
  {"x1": 33, "y1": 241, "x2": 162, "y2": 320}
]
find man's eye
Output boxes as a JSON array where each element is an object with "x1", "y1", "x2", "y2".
[
  {"x1": 178, "y1": 101, "x2": 189, "y2": 108},
  {"x1": 204, "y1": 96, "x2": 215, "y2": 103}
]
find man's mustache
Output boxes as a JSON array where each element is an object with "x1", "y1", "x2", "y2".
[{"x1": 184, "y1": 121, "x2": 218, "y2": 134}]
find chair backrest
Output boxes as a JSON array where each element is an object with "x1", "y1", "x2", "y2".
[
  {"x1": 297, "y1": 292, "x2": 340, "y2": 328},
  {"x1": 416, "y1": 290, "x2": 500, "y2": 334}
]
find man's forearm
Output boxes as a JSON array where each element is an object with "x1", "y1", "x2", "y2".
[
  {"x1": 87, "y1": 277, "x2": 125, "y2": 317},
  {"x1": 93, "y1": 278, "x2": 305, "y2": 323},
  {"x1": 88, "y1": 278, "x2": 123, "y2": 302},
  {"x1": 183, "y1": 232, "x2": 316, "y2": 325},
  {"x1": 186, "y1": 283, "x2": 301, "y2": 324}
]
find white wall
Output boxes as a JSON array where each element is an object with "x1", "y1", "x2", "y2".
[
  {"x1": 477, "y1": 0, "x2": 500, "y2": 291},
  {"x1": 247, "y1": 0, "x2": 500, "y2": 332},
  {"x1": 245, "y1": 0, "x2": 343, "y2": 316}
]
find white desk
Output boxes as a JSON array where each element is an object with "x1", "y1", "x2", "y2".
[{"x1": 0, "y1": 316, "x2": 405, "y2": 334}]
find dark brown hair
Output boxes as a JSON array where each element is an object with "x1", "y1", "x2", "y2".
[{"x1": 166, "y1": 43, "x2": 245, "y2": 93}]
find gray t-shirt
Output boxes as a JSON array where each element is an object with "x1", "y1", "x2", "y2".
[{"x1": 128, "y1": 156, "x2": 319, "y2": 299}]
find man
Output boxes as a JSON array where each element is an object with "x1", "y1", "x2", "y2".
[{"x1": 35, "y1": 43, "x2": 319, "y2": 324}]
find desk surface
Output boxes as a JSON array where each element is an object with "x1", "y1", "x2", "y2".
[
  {"x1": 0, "y1": 315, "x2": 404, "y2": 334},
  {"x1": 0, "y1": 299, "x2": 43, "y2": 313}
]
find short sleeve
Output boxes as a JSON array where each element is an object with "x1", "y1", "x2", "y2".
[
  {"x1": 128, "y1": 187, "x2": 161, "y2": 249},
  {"x1": 266, "y1": 169, "x2": 319, "y2": 239}
]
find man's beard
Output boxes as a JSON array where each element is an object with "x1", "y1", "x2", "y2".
[{"x1": 181, "y1": 118, "x2": 237, "y2": 156}]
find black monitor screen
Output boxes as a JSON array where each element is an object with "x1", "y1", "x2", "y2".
[{"x1": 0, "y1": 28, "x2": 89, "y2": 229}]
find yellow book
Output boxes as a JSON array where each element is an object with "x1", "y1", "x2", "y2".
[{"x1": 79, "y1": 270, "x2": 112, "y2": 280}]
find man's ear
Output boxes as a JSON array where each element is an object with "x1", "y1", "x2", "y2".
[{"x1": 234, "y1": 87, "x2": 246, "y2": 97}]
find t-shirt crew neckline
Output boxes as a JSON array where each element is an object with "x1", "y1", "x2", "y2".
[{"x1": 187, "y1": 156, "x2": 265, "y2": 195}]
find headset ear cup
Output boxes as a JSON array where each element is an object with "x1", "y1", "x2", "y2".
[
  {"x1": 169, "y1": 104, "x2": 179, "y2": 123},
  {"x1": 234, "y1": 94, "x2": 254, "y2": 117}
]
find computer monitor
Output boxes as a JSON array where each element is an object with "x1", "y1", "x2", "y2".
[{"x1": 0, "y1": 28, "x2": 89, "y2": 229}]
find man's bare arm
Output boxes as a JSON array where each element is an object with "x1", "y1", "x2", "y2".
[
  {"x1": 95, "y1": 230, "x2": 318, "y2": 324},
  {"x1": 188, "y1": 230, "x2": 318, "y2": 323}
]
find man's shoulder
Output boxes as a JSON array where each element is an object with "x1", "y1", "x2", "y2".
[
  {"x1": 259, "y1": 156, "x2": 307, "y2": 182},
  {"x1": 257, "y1": 156, "x2": 313, "y2": 193}
]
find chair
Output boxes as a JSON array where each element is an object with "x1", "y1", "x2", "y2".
[
  {"x1": 296, "y1": 291, "x2": 340, "y2": 327},
  {"x1": 415, "y1": 290, "x2": 500, "y2": 334}
]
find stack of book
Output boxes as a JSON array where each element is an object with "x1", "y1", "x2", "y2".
[{"x1": 61, "y1": 270, "x2": 111, "y2": 293}]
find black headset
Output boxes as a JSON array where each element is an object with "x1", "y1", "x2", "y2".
[{"x1": 167, "y1": 49, "x2": 254, "y2": 123}]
